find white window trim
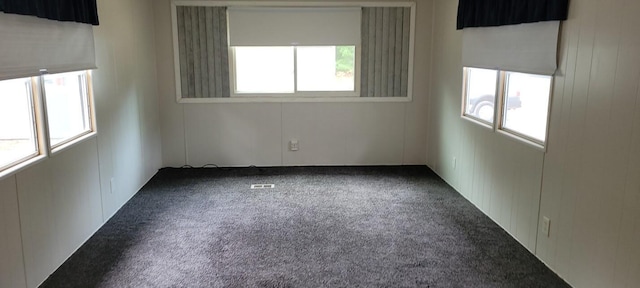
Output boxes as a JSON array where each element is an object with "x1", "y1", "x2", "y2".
[
  {"x1": 461, "y1": 67, "x2": 553, "y2": 151},
  {"x1": 171, "y1": 0, "x2": 416, "y2": 103},
  {"x1": 0, "y1": 70, "x2": 97, "y2": 179}
]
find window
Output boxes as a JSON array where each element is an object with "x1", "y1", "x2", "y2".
[
  {"x1": 0, "y1": 77, "x2": 38, "y2": 171},
  {"x1": 501, "y1": 72, "x2": 552, "y2": 143},
  {"x1": 226, "y1": 6, "x2": 361, "y2": 97},
  {"x1": 232, "y1": 45, "x2": 357, "y2": 96},
  {"x1": 462, "y1": 67, "x2": 498, "y2": 124},
  {"x1": 462, "y1": 67, "x2": 552, "y2": 147},
  {"x1": 0, "y1": 70, "x2": 95, "y2": 175},
  {"x1": 299, "y1": 46, "x2": 355, "y2": 92},
  {"x1": 172, "y1": 3, "x2": 414, "y2": 101},
  {"x1": 44, "y1": 71, "x2": 93, "y2": 147},
  {"x1": 234, "y1": 47, "x2": 294, "y2": 94},
  {"x1": 0, "y1": 9, "x2": 97, "y2": 176}
]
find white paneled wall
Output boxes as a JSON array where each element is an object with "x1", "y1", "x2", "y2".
[
  {"x1": 429, "y1": 0, "x2": 640, "y2": 287},
  {"x1": 184, "y1": 104, "x2": 283, "y2": 166},
  {"x1": 0, "y1": 177, "x2": 26, "y2": 288},
  {"x1": 535, "y1": 0, "x2": 640, "y2": 287},
  {"x1": 17, "y1": 140, "x2": 103, "y2": 288},
  {"x1": 0, "y1": 0, "x2": 162, "y2": 287},
  {"x1": 154, "y1": 0, "x2": 433, "y2": 168},
  {"x1": 282, "y1": 103, "x2": 406, "y2": 165}
]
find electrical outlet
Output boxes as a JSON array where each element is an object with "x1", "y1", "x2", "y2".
[
  {"x1": 542, "y1": 216, "x2": 550, "y2": 237},
  {"x1": 289, "y1": 139, "x2": 299, "y2": 151}
]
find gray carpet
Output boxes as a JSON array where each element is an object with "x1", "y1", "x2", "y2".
[{"x1": 41, "y1": 166, "x2": 570, "y2": 288}]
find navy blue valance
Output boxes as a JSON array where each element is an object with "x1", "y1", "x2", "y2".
[
  {"x1": 457, "y1": 0, "x2": 568, "y2": 30},
  {"x1": 0, "y1": 0, "x2": 99, "y2": 25}
]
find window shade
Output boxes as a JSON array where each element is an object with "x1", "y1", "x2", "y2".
[
  {"x1": 0, "y1": 12, "x2": 96, "y2": 80},
  {"x1": 462, "y1": 21, "x2": 560, "y2": 75},
  {"x1": 227, "y1": 7, "x2": 361, "y2": 46}
]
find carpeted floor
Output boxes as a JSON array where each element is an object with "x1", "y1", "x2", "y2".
[{"x1": 41, "y1": 166, "x2": 570, "y2": 288}]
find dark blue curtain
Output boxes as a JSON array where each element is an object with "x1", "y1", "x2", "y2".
[
  {"x1": 0, "y1": 0, "x2": 99, "y2": 25},
  {"x1": 457, "y1": 0, "x2": 568, "y2": 30}
]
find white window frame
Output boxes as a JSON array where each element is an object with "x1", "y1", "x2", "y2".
[
  {"x1": 41, "y1": 70, "x2": 96, "y2": 153},
  {"x1": 171, "y1": 0, "x2": 416, "y2": 103},
  {"x1": 461, "y1": 67, "x2": 553, "y2": 150},
  {"x1": 228, "y1": 45, "x2": 361, "y2": 98},
  {"x1": 0, "y1": 78, "x2": 42, "y2": 173},
  {"x1": 460, "y1": 67, "x2": 500, "y2": 128},
  {"x1": 0, "y1": 70, "x2": 96, "y2": 180}
]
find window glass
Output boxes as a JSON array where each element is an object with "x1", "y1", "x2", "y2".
[
  {"x1": 234, "y1": 46, "x2": 294, "y2": 94},
  {"x1": 44, "y1": 71, "x2": 91, "y2": 147},
  {"x1": 0, "y1": 78, "x2": 38, "y2": 170},
  {"x1": 464, "y1": 67, "x2": 498, "y2": 123},
  {"x1": 502, "y1": 72, "x2": 552, "y2": 143},
  {"x1": 297, "y1": 46, "x2": 355, "y2": 92}
]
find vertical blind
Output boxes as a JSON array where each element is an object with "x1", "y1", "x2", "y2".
[
  {"x1": 361, "y1": 7, "x2": 411, "y2": 97},
  {"x1": 0, "y1": 12, "x2": 96, "y2": 80},
  {"x1": 176, "y1": 6, "x2": 230, "y2": 98}
]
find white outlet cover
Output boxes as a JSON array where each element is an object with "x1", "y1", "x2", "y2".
[
  {"x1": 542, "y1": 216, "x2": 550, "y2": 237},
  {"x1": 289, "y1": 139, "x2": 299, "y2": 151}
]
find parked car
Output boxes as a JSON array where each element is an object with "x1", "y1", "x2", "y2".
[{"x1": 469, "y1": 92, "x2": 522, "y2": 121}]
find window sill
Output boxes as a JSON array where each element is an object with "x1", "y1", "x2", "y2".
[
  {"x1": 0, "y1": 154, "x2": 48, "y2": 182},
  {"x1": 461, "y1": 114, "x2": 494, "y2": 130},
  {"x1": 496, "y1": 129, "x2": 546, "y2": 152},
  {"x1": 50, "y1": 131, "x2": 97, "y2": 156},
  {"x1": 0, "y1": 132, "x2": 98, "y2": 181},
  {"x1": 461, "y1": 114, "x2": 547, "y2": 151},
  {"x1": 177, "y1": 96, "x2": 412, "y2": 104}
]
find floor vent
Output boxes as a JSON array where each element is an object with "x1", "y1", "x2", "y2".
[{"x1": 250, "y1": 184, "x2": 275, "y2": 189}]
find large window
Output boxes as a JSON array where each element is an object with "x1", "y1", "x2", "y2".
[
  {"x1": 462, "y1": 67, "x2": 552, "y2": 147},
  {"x1": 232, "y1": 45, "x2": 356, "y2": 96},
  {"x1": 0, "y1": 70, "x2": 95, "y2": 175},
  {"x1": 172, "y1": 3, "x2": 414, "y2": 101}
]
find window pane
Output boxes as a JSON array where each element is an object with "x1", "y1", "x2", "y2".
[
  {"x1": 464, "y1": 67, "x2": 498, "y2": 123},
  {"x1": 44, "y1": 71, "x2": 91, "y2": 147},
  {"x1": 0, "y1": 78, "x2": 38, "y2": 170},
  {"x1": 502, "y1": 72, "x2": 552, "y2": 143},
  {"x1": 234, "y1": 47, "x2": 294, "y2": 94},
  {"x1": 297, "y1": 46, "x2": 355, "y2": 92}
]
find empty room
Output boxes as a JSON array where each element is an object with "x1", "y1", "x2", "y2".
[{"x1": 0, "y1": 0, "x2": 638, "y2": 287}]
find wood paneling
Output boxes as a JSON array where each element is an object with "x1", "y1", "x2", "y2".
[
  {"x1": 282, "y1": 103, "x2": 406, "y2": 165},
  {"x1": 0, "y1": 176, "x2": 27, "y2": 288},
  {"x1": 17, "y1": 141, "x2": 102, "y2": 288},
  {"x1": 430, "y1": 0, "x2": 640, "y2": 287},
  {"x1": 0, "y1": 0, "x2": 163, "y2": 287}
]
